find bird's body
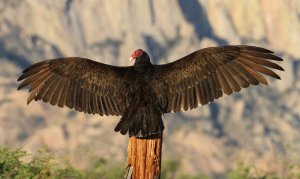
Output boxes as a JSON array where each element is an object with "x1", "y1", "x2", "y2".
[
  {"x1": 17, "y1": 46, "x2": 284, "y2": 137},
  {"x1": 116, "y1": 52, "x2": 165, "y2": 137}
]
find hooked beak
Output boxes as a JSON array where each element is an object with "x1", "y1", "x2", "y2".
[{"x1": 129, "y1": 57, "x2": 135, "y2": 61}]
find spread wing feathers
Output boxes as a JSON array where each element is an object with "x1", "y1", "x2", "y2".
[
  {"x1": 18, "y1": 57, "x2": 134, "y2": 116},
  {"x1": 152, "y1": 45, "x2": 284, "y2": 113}
]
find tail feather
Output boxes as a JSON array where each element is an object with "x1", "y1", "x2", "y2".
[
  {"x1": 114, "y1": 104, "x2": 164, "y2": 137},
  {"x1": 114, "y1": 115, "x2": 128, "y2": 135}
]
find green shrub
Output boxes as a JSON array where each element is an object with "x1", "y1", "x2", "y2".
[
  {"x1": 227, "y1": 161, "x2": 300, "y2": 179},
  {"x1": 0, "y1": 146, "x2": 80, "y2": 178},
  {"x1": 0, "y1": 146, "x2": 207, "y2": 179},
  {"x1": 81, "y1": 157, "x2": 124, "y2": 179},
  {"x1": 161, "y1": 159, "x2": 208, "y2": 179},
  {"x1": 1, "y1": 145, "x2": 300, "y2": 179},
  {"x1": 0, "y1": 146, "x2": 126, "y2": 179}
]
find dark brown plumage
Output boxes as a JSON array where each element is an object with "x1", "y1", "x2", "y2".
[{"x1": 17, "y1": 45, "x2": 284, "y2": 137}]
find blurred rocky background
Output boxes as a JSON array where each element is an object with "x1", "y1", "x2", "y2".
[{"x1": 0, "y1": 0, "x2": 299, "y2": 177}]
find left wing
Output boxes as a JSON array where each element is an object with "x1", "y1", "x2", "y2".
[{"x1": 18, "y1": 57, "x2": 135, "y2": 116}]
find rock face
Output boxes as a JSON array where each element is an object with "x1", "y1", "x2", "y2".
[{"x1": 0, "y1": 0, "x2": 299, "y2": 176}]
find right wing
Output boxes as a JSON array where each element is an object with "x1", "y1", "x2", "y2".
[{"x1": 150, "y1": 45, "x2": 284, "y2": 113}]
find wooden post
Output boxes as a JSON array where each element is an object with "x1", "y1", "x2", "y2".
[{"x1": 126, "y1": 133, "x2": 163, "y2": 179}]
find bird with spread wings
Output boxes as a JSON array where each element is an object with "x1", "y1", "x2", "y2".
[{"x1": 18, "y1": 45, "x2": 284, "y2": 137}]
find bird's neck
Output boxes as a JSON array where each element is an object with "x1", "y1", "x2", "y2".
[{"x1": 134, "y1": 57, "x2": 152, "y2": 73}]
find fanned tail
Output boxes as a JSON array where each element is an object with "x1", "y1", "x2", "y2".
[{"x1": 114, "y1": 103, "x2": 164, "y2": 138}]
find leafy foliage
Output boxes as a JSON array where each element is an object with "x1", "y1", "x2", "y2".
[
  {"x1": 0, "y1": 146, "x2": 80, "y2": 178},
  {"x1": 1, "y1": 146, "x2": 300, "y2": 179},
  {"x1": 161, "y1": 160, "x2": 208, "y2": 179},
  {"x1": 82, "y1": 156, "x2": 124, "y2": 179},
  {"x1": 228, "y1": 161, "x2": 300, "y2": 179},
  {"x1": 0, "y1": 146, "x2": 125, "y2": 179}
]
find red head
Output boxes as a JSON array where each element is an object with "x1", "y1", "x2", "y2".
[{"x1": 130, "y1": 49, "x2": 144, "y2": 61}]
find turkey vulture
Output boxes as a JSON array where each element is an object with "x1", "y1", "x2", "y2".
[{"x1": 17, "y1": 45, "x2": 284, "y2": 137}]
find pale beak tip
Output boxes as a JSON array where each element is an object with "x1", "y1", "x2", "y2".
[{"x1": 129, "y1": 57, "x2": 134, "y2": 61}]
